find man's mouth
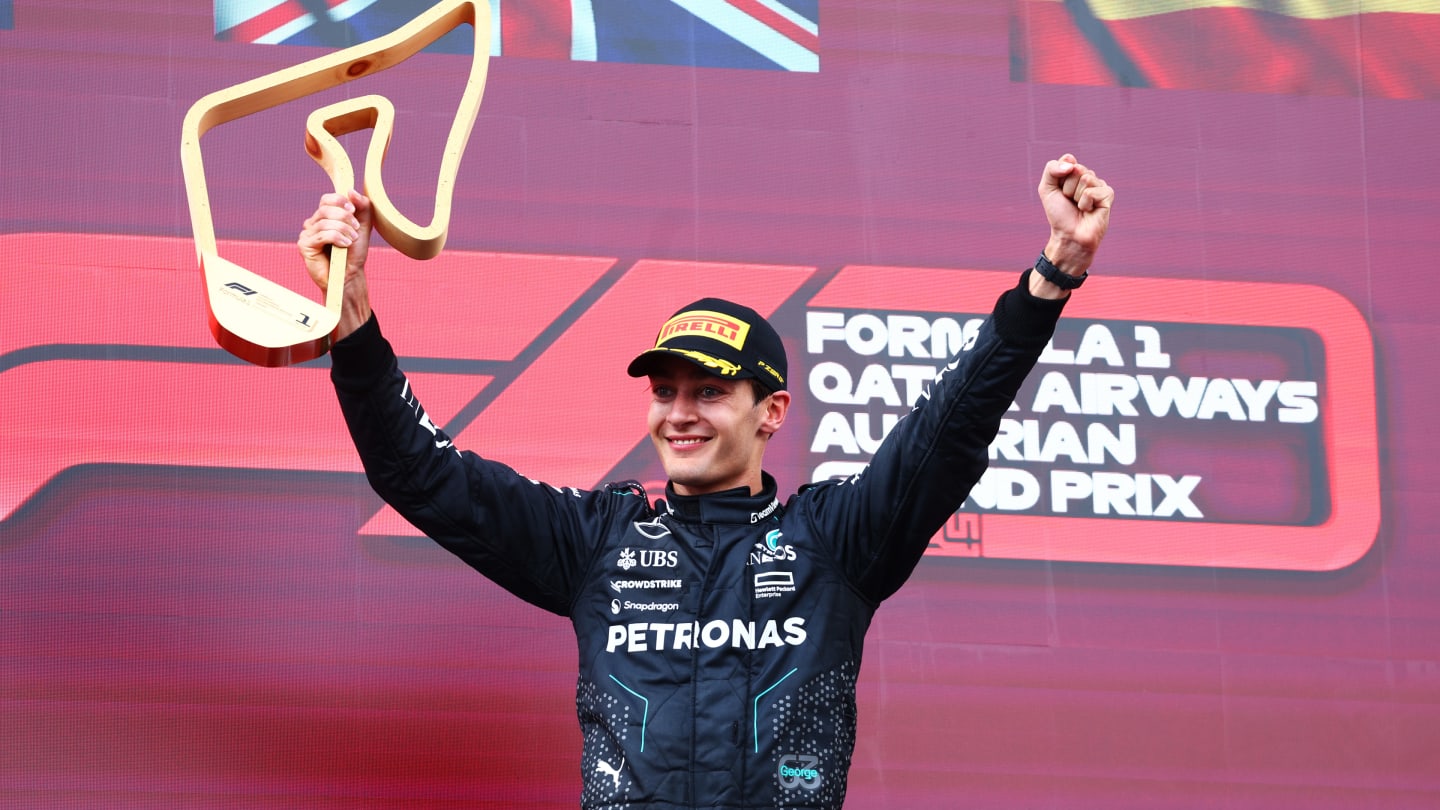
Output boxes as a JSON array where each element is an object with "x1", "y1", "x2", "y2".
[{"x1": 669, "y1": 437, "x2": 709, "y2": 448}]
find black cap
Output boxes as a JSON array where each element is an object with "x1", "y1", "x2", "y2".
[{"x1": 626, "y1": 298, "x2": 787, "y2": 391}]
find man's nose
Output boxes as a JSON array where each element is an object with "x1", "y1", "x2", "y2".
[{"x1": 666, "y1": 392, "x2": 698, "y2": 424}]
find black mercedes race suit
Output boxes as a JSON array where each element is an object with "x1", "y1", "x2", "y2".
[{"x1": 329, "y1": 270, "x2": 1066, "y2": 809}]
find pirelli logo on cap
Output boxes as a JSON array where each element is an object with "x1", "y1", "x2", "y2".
[{"x1": 656, "y1": 310, "x2": 750, "y2": 350}]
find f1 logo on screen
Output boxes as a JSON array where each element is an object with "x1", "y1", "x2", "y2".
[{"x1": 0, "y1": 236, "x2": 1378, "y2": 573}]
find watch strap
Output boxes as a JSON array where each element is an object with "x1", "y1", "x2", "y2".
[{"x1": 1033, "y1": 253, "x2": 1087, "y2": 290}]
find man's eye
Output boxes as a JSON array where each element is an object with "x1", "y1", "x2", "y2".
[
  {"x1": 700, "y1": 386, "x2": 724, "y2": 398},
  {"x1": 652, "y1": 386, "x2": 675, "y2": 398}
]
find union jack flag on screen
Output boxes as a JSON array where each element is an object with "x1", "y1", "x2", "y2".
[
  {"x1": 1013, "y1": 0, "x2": 1440, "y2": 99},
  {"x1": 214, "y1": 0, "x2": 819, "y2": 72}
]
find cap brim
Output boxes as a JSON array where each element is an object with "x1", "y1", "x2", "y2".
[{"x1": 626, "y1": 347, "x2": 753, "y2": 379}]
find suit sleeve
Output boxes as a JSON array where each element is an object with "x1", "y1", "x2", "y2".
[
  {"x1": 803, "y1": 270, "x2": 1067, "y2": 602},
  {"x1": 328, "y1": 315, "x2": 622, "y2": 616}
]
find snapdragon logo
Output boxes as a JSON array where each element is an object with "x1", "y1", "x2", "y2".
[
  {"x1": 621, "y1": 600, "x2": 679, "y2": 613},
  {"x1": 778, "y1": 754, "x2": 823, "y2": 791}
]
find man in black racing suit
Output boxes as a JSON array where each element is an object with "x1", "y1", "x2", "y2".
[{"x1": 299, "y1": 154, "x2": 1114, "y2": 808}]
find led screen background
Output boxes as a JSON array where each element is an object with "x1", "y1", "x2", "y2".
[{"x1": 2, "y1": 1, "x2": 1437, "y2": 807}]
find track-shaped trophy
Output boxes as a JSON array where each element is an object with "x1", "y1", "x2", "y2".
[{"x1": 181, "y1": 0, "x2": 491, "y2": 367}]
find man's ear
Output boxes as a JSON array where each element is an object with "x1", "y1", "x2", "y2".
[{"x1": 759, "y1": 391, "x2": 791, "y2": 437}]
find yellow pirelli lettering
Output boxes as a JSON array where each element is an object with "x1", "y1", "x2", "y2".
[{"x1": 655, "y1": 310, "x2": 751, "y2": 350}]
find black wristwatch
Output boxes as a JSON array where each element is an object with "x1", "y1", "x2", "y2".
[{"x1": 1033, "y1": 253, "x2": 1087, "y2": 290}]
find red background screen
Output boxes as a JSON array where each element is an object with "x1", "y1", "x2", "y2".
[{"x1": 2, "y1": 1, "x2": 1436, "y2": 807}]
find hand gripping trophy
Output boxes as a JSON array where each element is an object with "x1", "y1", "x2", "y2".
[{"x1": 180, "y1": 0, "x2": 491, "y2": 367}]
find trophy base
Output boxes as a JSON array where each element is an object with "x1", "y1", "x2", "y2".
[{"x1": 202, "y1": 251, "x2": 339, "y2": 367}]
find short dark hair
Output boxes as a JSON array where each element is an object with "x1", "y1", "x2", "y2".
[{"x1": 747, "y1": 378, "x2": 775, "y2": 405}]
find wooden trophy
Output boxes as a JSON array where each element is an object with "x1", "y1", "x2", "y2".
[{"x1": 180, "y1": 0, "x2": 491, "y2": 367}]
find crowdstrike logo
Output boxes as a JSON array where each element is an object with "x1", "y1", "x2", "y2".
[{"x1": 610, "y1": 578, "x2": 683, "y2": 593}]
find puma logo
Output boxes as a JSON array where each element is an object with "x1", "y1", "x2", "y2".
[
  {"x1": 596, "y1": 756, "x2": 624, "y2": 790},
  {"x1": 180, "y1": 0, "x2": 492, "y2": 367}
]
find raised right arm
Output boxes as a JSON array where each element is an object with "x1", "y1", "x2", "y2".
[{"x1": 300, "y1": 192, "x2": 631, "y2": 615}]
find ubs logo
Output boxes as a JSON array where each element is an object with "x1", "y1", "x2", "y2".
[
  {"x1": 617, "y1": 547, "x2": 678, "y2": 570},
  {"x1": 637, "y1": 549, "x2": 678, "y2": 568}
]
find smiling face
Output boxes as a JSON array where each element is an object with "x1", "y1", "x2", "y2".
[{"x1": 645, "y1": 355, "x2": 790, "y2": 496}]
